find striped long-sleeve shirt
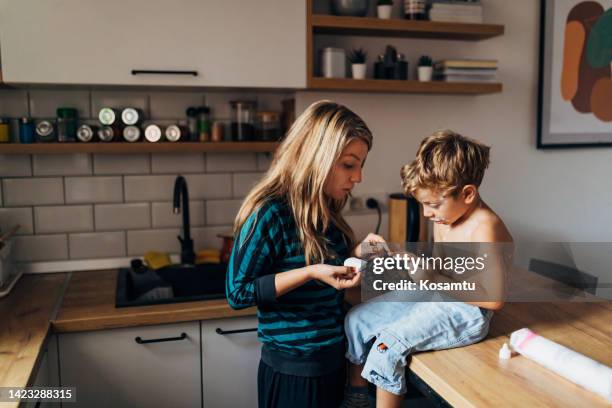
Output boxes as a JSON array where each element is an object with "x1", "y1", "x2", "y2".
[{"x1": 226, "y1": 198, "x2": 349, "y2": 366}]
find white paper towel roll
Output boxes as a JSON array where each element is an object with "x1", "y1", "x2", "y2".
[{"x1": 509, "y1": 328, "x2": 612, "y2": 402}]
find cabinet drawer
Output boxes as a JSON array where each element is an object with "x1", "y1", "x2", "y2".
[{"x1": 58, "y1": 321, "x2": 201, "y2": 408}]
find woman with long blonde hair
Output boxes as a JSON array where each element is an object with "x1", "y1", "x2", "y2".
[{"x1": 226, "y1": 100, "x2": 380, "y2": 408}]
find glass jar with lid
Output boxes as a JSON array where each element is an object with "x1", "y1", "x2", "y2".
[
  {"x1": 230, "y1": 101, "x2": 256, "y2": 141},
  {"x1": 256, "y1": 111, "x2": 280, "y2": 141},
  {"x1": 56, "y1": 107, "x2": 78, "y2": 142}
]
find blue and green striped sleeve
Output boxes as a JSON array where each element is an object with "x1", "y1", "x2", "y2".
[{"x1": 226, "y1": 204, "x2": 282, "y2": 310}]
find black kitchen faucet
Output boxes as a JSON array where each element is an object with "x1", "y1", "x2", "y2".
[{"x1": 173, "y1": 175, "x2": 196, "y2": 265}]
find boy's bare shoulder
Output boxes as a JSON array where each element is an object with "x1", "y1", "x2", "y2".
[{"x1": 471, "y1": 207, "x2": 513, "y2": 243}]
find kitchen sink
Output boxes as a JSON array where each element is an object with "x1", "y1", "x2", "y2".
[{"x1": 116, "y1": 263, "x2": 227, "y2": 308}]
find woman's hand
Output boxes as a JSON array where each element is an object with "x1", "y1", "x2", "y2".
[
  {"x1": 353, "y1": 233, "x2": 388, "y2": 258},
  {"x1": 308, "y1": 264, "x2": 362, "y2": 290}
]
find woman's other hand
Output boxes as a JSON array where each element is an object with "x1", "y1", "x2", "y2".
[{"x1": 308, "y1": 264, "x2": 362, "y2": 290}]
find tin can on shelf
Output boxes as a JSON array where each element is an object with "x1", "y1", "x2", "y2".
[
  {"x1": 19, "y1": 118, "x2": 36, "y2": 144},
  {"x1": 123, "y1": 125, "x2": 141, "y2": 143},
  {"x1": 98, "y1": 107, "x2": 118, "y2": 126},
  {"x1": 165, "y1": 125, "x2": 185, "y2": 143},
  {"x1": 35, "y1": 120, "x2": 56, "y2": 143},
  {"x1": 77, "y1": 124, "x2": 97, "y2": 143},
  {"x1": 121, "y1": 108, "x2": 143, "y2": 126},
  {"x1": 97, "y1": 126, "x2": 118, "y2": 142},
  {"x1": 144, "y1": 124, "x2": 163, "y2": 143},
  {"x1": 320, "y1": 47, "x2": 346, "y2": 78}
]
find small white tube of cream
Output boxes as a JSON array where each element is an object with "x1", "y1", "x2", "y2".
[
  {"x1": 510, "y1": 328, "x2": 612, "y2": 402},
  {"x1": 344, "y1": 257, "x2": 367, "y2": 273}
]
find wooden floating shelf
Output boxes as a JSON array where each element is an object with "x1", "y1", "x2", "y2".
[
  {"x1": 311, "y1": 15, "x2": 504, "y2": 40},
  {"x1": 0, "y1": 142, "x2": 280, "y2": 155},
  {"x1": 308, "y1": 77, "x2": 502, "y2": 94}
]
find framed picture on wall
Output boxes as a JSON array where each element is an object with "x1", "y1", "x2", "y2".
[{"x1": 537, "y1": 0, "x2": 612, "y2": 149}]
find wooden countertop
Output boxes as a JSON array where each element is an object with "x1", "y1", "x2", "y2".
[
  {"x1": 52, "y1": 269, "x2": 256, "y2": 333},
  {"x1": 409, "y1": 301, "x2": 612, "y2": 407},
  {"x1": 0, "y1": 273, "x2": 68, "y2": 390}
]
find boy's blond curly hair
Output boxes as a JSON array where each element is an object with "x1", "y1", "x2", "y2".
[{"x1": 401, "y1": 129, "x2": 490, "y2": 197}]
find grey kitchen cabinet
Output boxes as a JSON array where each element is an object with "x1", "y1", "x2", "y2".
[
  {"x1": 23, "y1": 335, "x2": 61, "y2": 408},
  {"x1": 201, "y1": 316, "x2": 260, "y2": 408},
  {"x1": 0, "y1": 0, "x2": 306, "y2": 88},
  {"x1": 58, "y1": 321, "x2": 201, "y2": 408}
]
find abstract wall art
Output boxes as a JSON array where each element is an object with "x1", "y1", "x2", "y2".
[{"x1": 538, "y1": 0, "x2": 612, "y2": 148}]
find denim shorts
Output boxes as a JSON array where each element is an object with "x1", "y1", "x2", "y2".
[{"x1": 344, "y1": 291, "x2": 493, "y2": 395}]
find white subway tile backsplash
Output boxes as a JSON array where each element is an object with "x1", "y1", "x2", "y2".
[
  {"x1": 192, "y1": 226, "x2": 233, "y2": 250},
  {"x1": 151, "y1": 153, "x2": 205, "y2": 174},
  {"x1": 13, "y1": 234, "x2": 68, "y2": 262},
  {"x1": 206, "y1": 199, "x2": 242, "y2": 226},
  {"x1": 93, "y1": 154, "x2": 150, "y2": 175},
  {"x1": 232, "y1": 172, "x2": 264, "y2": 198},
  {"x1": 184, "y1": 174, "x2": 232, "y2": 199},
  {"x1": 2, "y1": 178, "x2": 64, "y2": 206},
  {"x1": 256, "y1": 153, "x2": 273, "y2": 171},
  {"x1": 69, "y1": 231, "x2": 126, "y2": 259},
  {"x1": 29, "y1": 90, "x2": 90, "y2": 118},
  {"x1": 65, "y1": 176, "x2": 123, "y2": 203},
  {"x1": 0, "y1": 90, "x2": 29, "y2": 117},
  {"x1": 95, "y1": 203, "x2": 151, "y2": 231},
  {"x1": 152, "y1": 201, "x2": 205, "y2": 228},
  {"x1": 124, "y1": 175, "x2": 175, "y2": 202},
  {"x1": 91, "y1": 91, "x2": 149, "y2": 120},
  {"x1": 35, "y1": 205, "x2": 93, "y2": 233},
  {"x1": 33, "y1": 154, "x2": 91, "y2": 176},
  {"x1": 0, "y1": 207, "x2": 34, "y2": 235},
  {"x1": 149, "y1": 92, "x2": 204, "y2": 119},
  {"x1": 0, "y1": 155, "x2": 32, "y2": 177},
  {"x1": 127, "y1": 228, "x2": 180, "y2": 256},
  {"x1": 206, "y1": 153, "x2": 257, "y2": 172}
]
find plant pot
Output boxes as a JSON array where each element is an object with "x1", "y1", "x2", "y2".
[
  {"x1": 418, "y1": 66, "x2": 433, "y2": 82},
  {"x1": 377, "y1": 5, "x2": 393, "y2": 19},
  {"x1": 352, "y1": 63, "x2": 367, "y2": 79}
]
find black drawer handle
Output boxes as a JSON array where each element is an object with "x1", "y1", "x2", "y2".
[
  {"x1": 215, "y1": 327, "x2": 257, "y2": 335},
  {"x1": 131, "y1": 69, "x2": 198, "y2": 76},
  {"x1": 135, "y1": 332, "x2": 188, "y2": 344}
]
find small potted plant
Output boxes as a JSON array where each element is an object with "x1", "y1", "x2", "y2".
[
  {"x1": 377, "y1": 0, "x2": 393, "y2": 19},
  {"x1": 349, "y1": 48, "x2": 367, "y2": 80},
  {"x1": 417, "y1": 55, "x2": 433, "y2": 82}
]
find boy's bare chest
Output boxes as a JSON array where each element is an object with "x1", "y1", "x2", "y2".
[{"x1": 433, "y1": 222, "x2": 477, "y2": 242}]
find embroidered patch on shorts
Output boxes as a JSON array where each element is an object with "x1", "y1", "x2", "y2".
[{"x1": 377, "y1": 343, "x2": 388, "y2": 353}]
